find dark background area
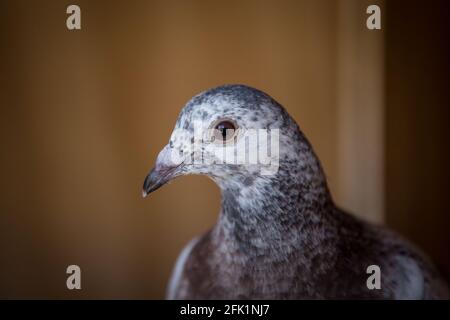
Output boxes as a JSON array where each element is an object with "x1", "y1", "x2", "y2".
[{"x1": 385, "y1": 0, "x2": 450, "y2": 281}]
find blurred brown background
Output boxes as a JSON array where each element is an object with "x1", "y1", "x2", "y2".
[{"x1": 0, "y1": 0, "x2": 448, "y2": 299}]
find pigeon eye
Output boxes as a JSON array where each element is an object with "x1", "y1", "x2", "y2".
[{"x1": 212, "y1": 120, "x2": 237, "y2": 142}]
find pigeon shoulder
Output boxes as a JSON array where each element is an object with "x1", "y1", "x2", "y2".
[
  {"x1": 331, "y1": 209, "x2": 448, "y2": 299},
  {"x1": 370, "y1": 224, "x2": 449, "y2": 299},
  {"x1": 166, "y1": 235, "x2": 202, "y2": 299},
  {"x1": 166, "y1": 229, "x2": 229, "y2": 299}
]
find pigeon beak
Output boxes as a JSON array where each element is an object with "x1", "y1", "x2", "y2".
[
  {"x1": 142, "y1": 144, "x2": 184, "y2": 198},
  {"x1": 142, "y1": 166, "x2": 177, "y2": 197}
]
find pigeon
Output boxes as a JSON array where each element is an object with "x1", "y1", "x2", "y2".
[{"x1": 142, "y1": 84, "x2": 449, "y2": 299}]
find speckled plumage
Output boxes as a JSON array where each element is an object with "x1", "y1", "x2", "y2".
[{"x1": 143, "y1": 84, "x2": 449, "y2": 299}]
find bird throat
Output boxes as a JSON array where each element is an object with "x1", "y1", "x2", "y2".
[{"x1": 211, "y1": 163, "x2": 334, "y2": 260}]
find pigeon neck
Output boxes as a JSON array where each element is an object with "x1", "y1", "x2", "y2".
[{"x1": 212, "y1": 154, "x2": 335, "y2": 257}]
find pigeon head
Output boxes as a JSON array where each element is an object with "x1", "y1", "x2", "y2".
[{"x1": 142, "y1": 85, "x2": 331, "y2": 217}]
